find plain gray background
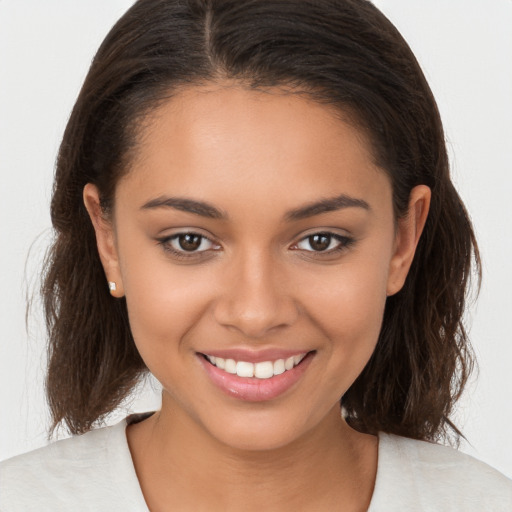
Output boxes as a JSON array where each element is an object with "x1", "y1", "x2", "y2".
[{"x1": 1, "y1": 0, "x2": 511, "y2": 478}]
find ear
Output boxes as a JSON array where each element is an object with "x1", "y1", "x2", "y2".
[
  {"x1": 386, "y1": 185, "x2": 431, "y2": 296},
  {"x1": 83, "y1": 183, "x2": 125, "y2": 298}
]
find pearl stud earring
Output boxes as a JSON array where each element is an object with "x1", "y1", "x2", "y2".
[{"x1": 108, "y1": 281, "x2": 117, "y2": 292}]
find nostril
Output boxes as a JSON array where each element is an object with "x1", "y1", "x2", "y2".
[{"x1": 213, "y1": 301, "x2": 300, "y2": 339}]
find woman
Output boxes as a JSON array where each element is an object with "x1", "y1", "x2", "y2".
[{"x1": 1, "y1": 0, "x2": 511, "y2": 510}]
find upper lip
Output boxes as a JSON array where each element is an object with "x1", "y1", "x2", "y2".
[{"x1": 198, "y1": 348, "x2": 312, "y2": 363}]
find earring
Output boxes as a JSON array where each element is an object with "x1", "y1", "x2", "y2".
[{"x1": 108, "y1": 281, "x2": 117, "y2": 293}]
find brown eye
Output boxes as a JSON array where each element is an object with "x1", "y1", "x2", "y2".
[
  {"x1": 157, "y1": 232, "x2": 219, "y2": 255},
  {"x1": 294, "y1": 232, "x2": 353, "y2": 254},
  {"x1": 308, "y1": 233, "x2": 331, "y2": 251},
  {"x1": 178, "y1": 233, "x2": 202, "y2": 251}
]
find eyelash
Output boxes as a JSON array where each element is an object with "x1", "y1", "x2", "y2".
[
  {"x1": 156, "y1": 232, "x2": 220, "y2": 260},
  {"x1": 292, "y1": 232, "x2": 354, "y2": 255},
  {"x1": 156, "y1": 231, "x2": 354, "y2": 260}
]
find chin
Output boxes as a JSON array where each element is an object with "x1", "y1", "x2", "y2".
[{"x1": 197, "y1": 404, "x2": 325, "y2": 453}]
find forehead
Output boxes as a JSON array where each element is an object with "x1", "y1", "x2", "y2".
[{"x1": 118, "y1": 83, "x2": 390, "y2": 214}]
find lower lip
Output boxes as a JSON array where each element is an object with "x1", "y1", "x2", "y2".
[{"x1": 199, "y1": 353, "x2": 314, "y2": 402}]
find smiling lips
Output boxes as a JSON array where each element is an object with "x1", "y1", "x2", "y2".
[
  {"x1": 199, "y1": 351, "x2": 313, "y2": 401},
  {"x1": 205, "y1": 353, "x2": 307, "y2": 379}
]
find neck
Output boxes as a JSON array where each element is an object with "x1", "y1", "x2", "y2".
[{"x1": 127, "y1": 399, "x2": 378, "y2": 512}]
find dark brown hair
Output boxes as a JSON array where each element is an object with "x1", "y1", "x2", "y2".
[{"x1": 43, "y1": 0, "x2": 480, "y2": 441}]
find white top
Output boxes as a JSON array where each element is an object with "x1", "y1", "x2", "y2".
[{"x1": 1, "y1": 415, "x2": 511, "y2": 511}]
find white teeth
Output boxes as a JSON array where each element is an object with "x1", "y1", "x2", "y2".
[
  {"x1": 294, "y1": 354, "x2": 305, "y2": 365},
  {"x1": 236, "y1": 361, "x2": 254, "y2": 378},
  {"x1": 224, "y1": 359, "x2": 237, "y2": 374},
  {"x1": 205, "y1": 353, "x2": 307, "y2": 379},
  {"x1": 254, "y1": 361, "x2": 274, "y2": 379},
  {"x1": 273, "y1": 359, "x2": 285, "y2": 375}
]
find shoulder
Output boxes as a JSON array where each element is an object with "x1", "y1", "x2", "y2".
[
  {"x1": 0, "y1": 418, "x2": 147, "y2": 511},
  {"x1": 370, "y1": 433, "x2": 512, "y2": 511}
]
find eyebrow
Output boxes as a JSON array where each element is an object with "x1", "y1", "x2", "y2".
[
  {"x1": 141, "y1": 196, "x2": 226, "y2": 219},
  {"x1": 284, "y1": 194, "x2": 370, "y2": 221},
  {"x1": 140, "y1": 193, "x2": 370, "y2": 221}
]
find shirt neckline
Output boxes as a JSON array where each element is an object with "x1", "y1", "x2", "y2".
[
  {"x1": 107, "y1": 415, "x2": 153, "y2": 511},
  {"x1": 112, "y1": 414, "x2": 394, "y2": 511}
]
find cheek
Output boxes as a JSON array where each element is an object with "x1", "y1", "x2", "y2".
[
  {"x1": 320, "y1": 284, "x2": 386, "y2": 359},
  {"x1": 118, "y1": 240, "x2": 215, "y2": 360},
  {"x1": 121, "y1": 265, "x2": 214, "y2": 406},
  {"x1": 298, "y1": 255, "x2": 390, "y2": 384},
  {"x1": 303, "y1": 252, "x2": 389, "y2": 330}
]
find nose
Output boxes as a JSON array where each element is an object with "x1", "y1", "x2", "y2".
[{"x1": 213, "y1": 248, "x2": 299, "y2": 339}]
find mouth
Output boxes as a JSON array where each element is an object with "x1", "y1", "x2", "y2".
[
  {"x1": 198, "y1": 350, "x2": 315, "y2": 402},
  {"x1": 203, "y1": 353, "x2": 308, "y2": 379}
]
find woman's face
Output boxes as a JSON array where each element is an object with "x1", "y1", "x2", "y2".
[{"x1": 86, "y1": 84, "x2": 428, "y2": 451}]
